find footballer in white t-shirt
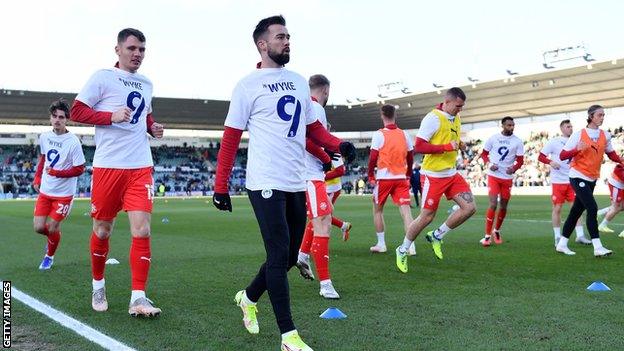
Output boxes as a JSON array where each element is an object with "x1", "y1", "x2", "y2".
[
  {"x1": 33, "y1": 99, "x2": 86, "y2": 270},
  {"x1": 538, "y1": 120, "x2": 590, "y2": 245},
  {"x1": 479, "y1": 117, "x2": 524, "y2": 246},
  {"x1": 70, "y1": 28, "x2": 163, "y2": 317}
]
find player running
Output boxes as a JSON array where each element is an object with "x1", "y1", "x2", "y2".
[
  {"x1": 555, "y1": 104, "x2": 622, "y2": 257},
  {"x1": 32, "y1": 98, "x2": 86, "y2": 270},
  {"x1": 596, "y1": 165, "x2": 624, "y2": 237},
  {"x1": 479, "y1": 117, "x2": 524, "y2": 246},
  {"x1": 368, "y1": 105, "x2": 416, "y2": 255},
  {"x1": 212, "y1": 16, "x2": 356, "y2": 351},
  {"x1": 71, "y1": 28, "x2": 165, "y2": 316},
  {"x1": 538, "y1": 119, "x2": 591, "y2": 246},
  {"x1": 395, "y1": 88, "x2": 476, "y2": 273}
]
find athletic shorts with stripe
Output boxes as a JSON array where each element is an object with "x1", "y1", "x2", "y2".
[
  {"x1": 306, "y1": 180, "x2": 332, "y2": 219},
  {"x1": 421, "y1": 173, "x2": 471, "y2": 211},
  {"x1": 91, "y1": 167, "x2": 154, "y2": 221},
  {"x1": 34, "y1": 193, "x2": 74, "y2": 222},
  {"x1": 373, "y1": 179, "x2": 411, "y2": 206}
]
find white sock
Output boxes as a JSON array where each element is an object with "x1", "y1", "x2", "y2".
[
  {"x1": 298, "y1": 251, "x2": 309, "y2": 262},
  {"x1": 575, "y1": 225, "x2": 585, "y2": 238},
  {"x1": 558, "y1": 236, "x2": 569, "y2": 247},
  {"x1": 399, "y1": 238, "x2": 413, "y2": 253},
  {"x1": 130, "y1": 290, "x2": 145, "y2": 304},
  {"x1": 341, "y1": 222, "x2": 349, "y2": 231},
  {"x1": 241, "y1": 290, "x2": 255, "y2": 305},
  {"x1": 598, "y1": 207, "x2": 610, "y2": 216},
  {"x1": 600, "y1": 218, "x2": 609, "y2": 227},
  {"x1": 376, "y1": 232, "x2": 385, "y2": 246},
  {"x1": 45, "y1": 255, "x2": 54, "y2": 259},
  {"x1": 282, "y1": 330, "x2": 298, "y2": 339},
  {"x1": 434, "y1": 223, "x2": 451, "y2": 240},
  {"x1": 553, "y1": 227, "x2": 561, "y2": 240},
  {"x1": 92, "y1": 278, "x2": 105, "y2": 291},
  {"x1": 320, "y1": 279, "x2": 331, "y2": 285},
  {"x1": 591, "y1": 238, "x2": 603, "y2": 249}
]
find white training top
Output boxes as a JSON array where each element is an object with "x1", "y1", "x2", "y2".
[
  {"x1": 76, "y1": 67, "x2": 153, "y2": 169},
  {"x1": 416, "y1": 110, "x2": 457, "y2": 177},
  {"x1": 370, "y1": 127, "x2": 414, "y2": 179},
  {"x1": 38, "y1": 131, "x2": 86, "y2": 197},
  {"x1": 541, "y1": 136, "x2": 571, "y2": 184},
  {"x1": 225, "y1": 67, "x2": 317, "y2": 192},
  {"x1": 483, "y1": 133, "x2": 525, "y2": 180},
  {"x1": 563, "y1": 128, "x2": 614, "y2": 181},
  {"x1": 304, "y1": 101, "x2": 328, "y2": 181}
]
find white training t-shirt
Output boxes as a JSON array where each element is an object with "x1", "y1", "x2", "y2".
[
  {"x1": 305, "y1": 101, "x2": 328, "y2": 181},
  {"x1": 76, "y1": 67, "x2": 153, "y2": 169},
  {"x1": 370, "y1": 127, "x2": 414, "y2": 179},
  {"x1": 541, "y1": 136, "x2": 571, "y2": 184},
  {"x1": 563, "y1": 128, "x2": 613, "y2": 181},
  {"x1": 416, "y1": 110, "x2": 457, "y2": 177},
  {"x1": 38, "y1": 131, "x2": 86, "y2": 197},
  {"x1": 225, "y1": 68, "x2": 317, "y2": 192},
  {"x1": 483, "y1": 133, "x2": 525, "y2": 180}
]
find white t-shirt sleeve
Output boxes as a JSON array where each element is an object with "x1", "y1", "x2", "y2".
[
  {"x1": 416, "y1": 113, "x2": 440, "y2": 141},
  {"x1": 71, "y1": 139, "x2": 86, "y2": 166},
  {"x1": 404, "y1": 131, "x2": 414, "y2": 151},
  {"x1": 563, "y1": 131, "x2": 581, "y2": 151},
  {"x1": 224, "y1": 81, "x2": 251, "y2": 130},
  {"x1": 516, "y1": 138, "x2": 525, "y2": 156},
  {"x1": 541, "y1": 139, "x2": 553, "y2": 156},
  {"x1": 605, "y1": 131, "x2": 614, "y2": 153},
  {"x1": 370, "y1": 131, "x2": 383, "y2": 150},
  {"x1": 38, "y1": 134, "x2": 44, "y2": 155},
  {"x1": 483, "y1": 135, "x2": 494, "y2": 152},
  {"x1": 76, "y1": 70, "x2": 105, "y2": 108},
  {"x1": 304, "y1": 91, "x2": 317, "y2": 125}
]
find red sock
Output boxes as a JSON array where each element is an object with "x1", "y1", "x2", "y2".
[
  {"x1": 331, "y1": 216, "x2": 344, "y2": 228},
  {"x1": 130, "y1": 236, "x2": 151, "y2": 291},
  {"x1": 485, "y1": 208, "x2": 495, "y2": 235},
  {"x1": 90, "y1": 232, "x2": 109, "y2": 280},
  {"x1": 495, "y1": 209, "x2": 507, "y2": 231},
  {"x1": 299, "y1": 222, "x2": 314, "y2": 255},
  {"x1": 311, "y1": 236, "x2": 330, "y2": 281},
  {"x1": 46, "y1": 231, "x2": 61, "y2": 256}
]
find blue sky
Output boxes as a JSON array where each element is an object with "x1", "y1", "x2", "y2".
[{"x1": 2, "y1": 0, "x2": 623, "y2": 105}]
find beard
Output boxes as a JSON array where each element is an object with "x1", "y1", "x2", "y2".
[{"x1": 268, "y1": 48, "x2": 290, "y2": 66}]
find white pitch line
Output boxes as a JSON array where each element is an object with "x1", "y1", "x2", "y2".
[{"x1": 3, "y1": 281, "x2": 136, "y2": 351}]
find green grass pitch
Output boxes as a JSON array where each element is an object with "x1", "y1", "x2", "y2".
[{"x1": 1, "y1": 195, "x2": 624, "y2": 350}]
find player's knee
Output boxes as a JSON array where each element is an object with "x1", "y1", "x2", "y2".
[
  {"x1": 47, "y1": 221, "x2": 60, "y2": 233},
  {"x1": 33, "y1": 224, "x2": 46, "y2": 234}
]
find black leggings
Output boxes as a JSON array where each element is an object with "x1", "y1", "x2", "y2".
[
  {"x1": 562, "y1": 178, "x2": 599, "y2": 239},
  {"x1": 245, "y1": 190, "x2": 307, "y2": 334}
]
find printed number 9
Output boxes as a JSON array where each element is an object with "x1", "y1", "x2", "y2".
[
  {"x1": 276, "y1": 95, "x2": 301, "y2": 138},
  {"x1": 47, "y1": 149, "x2": 60, "y2": 168},
  {"x1": 126, "y1": 91, "x2": 145, "y2": 124}
]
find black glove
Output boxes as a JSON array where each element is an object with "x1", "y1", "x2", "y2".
[
  {"x1": 322, "y1": 161, "x2": 332, "y2": 172},
  {"x1": 339, "y1": 142, "x2": 357, "y2": 163},
  {"x1": 213, "y1": 192, "x2": 232, "y2": 212},
  {"x1": 325, "y1": 150, "x2": 342, "y2": 162}
]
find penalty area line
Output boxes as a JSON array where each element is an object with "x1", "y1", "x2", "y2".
[{"x1": 2, "y1": 280, "x2": 136, "y2": 351}]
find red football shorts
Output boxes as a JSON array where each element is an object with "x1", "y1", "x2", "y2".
[
  {"x1": 373, "y1": 179, "x2": 411, "y2": 206},
  {"x1": 608, "y1": 183, "x2": 624, "y2": 205},
  {"x1": 487, "y1": 175, "x2": 513, "y2": 200},
  {"x1": 421, "y1": 173, "x2": 471, "y2": 211},
  {"x1": 91, "y1": 167, "x2": 154, "y2": 221},
  {"x1": 34, "y1": 193, "x2": 74, "y2": 222},
  {"x1": 552, "y1": 183, "x2": 575, "y2": 205},
  {"x1": 306, "y1": 180, "x2": 332, "y2": 219}
]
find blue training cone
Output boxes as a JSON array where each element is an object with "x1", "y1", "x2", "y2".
[
  {"x1": 320, "y1": 307, "x2": 347, "y2": 319},
  {"x1": 587, "y1": 281, "x2": 611, "y2": 291},
  {"x1": 162, "y1": 217, "x2": 169, "y2": 224}
]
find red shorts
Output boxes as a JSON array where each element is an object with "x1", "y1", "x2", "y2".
[
  {"x1": 327, "y1": 190, "x2": 341, "y2": 204},
  {"x1": 552, "y1": 183, "x2": 575, "y2": 205},
  {"x1": 487, "y1": 175, "x2": 513, "y2": 200},
  {"x1": 421, "y1": 173, "x2": 471, "y2": 211},
  {"x1": 608, "y1": 184, "x2": 624, "y2": 205},
  {"x1": 34, "y1": 193, "x2": 74, "y2": 222},
  {"x1": 373, "y1": 179, "x2": 411, "y2": 206},
  {"x1": 91, "y1": 167, "x2": 154, "y2": 221},
  {"x1": 306, "y1": 180, "x2": 332, "y2": 219}
]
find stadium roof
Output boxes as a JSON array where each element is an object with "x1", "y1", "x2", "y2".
[{"x1": 2, "y1": 59, "x2": 623, "y2": 132}]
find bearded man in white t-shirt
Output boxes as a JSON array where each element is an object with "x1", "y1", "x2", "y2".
[
  {"x1": 212, "y1": 15, "x2": 355, "y2": 351},
  {"x1": 71, "y1": 28, "x2": 164, "y2": 317}
]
